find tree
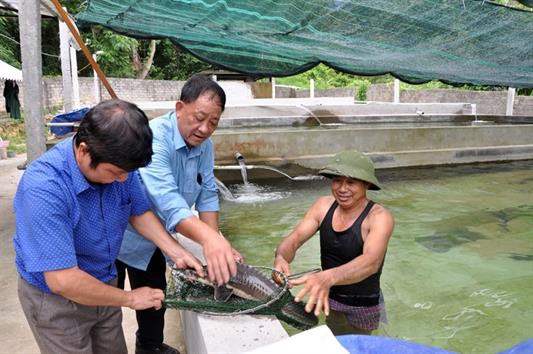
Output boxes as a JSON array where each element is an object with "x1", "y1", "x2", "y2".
[
  {"x1": 132, "y1": 39, "x2": 157, "y2": 79},
  {"x1": 0, "y1": 17, "x2": 21, "y2": 68}
]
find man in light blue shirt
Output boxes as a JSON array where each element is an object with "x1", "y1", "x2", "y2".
[{"x1": 116, "y1": 75, "x2": 240, "y2": 354}]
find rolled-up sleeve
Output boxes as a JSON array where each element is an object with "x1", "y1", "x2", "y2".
[
  {"x1": 195, "y1": 140, "x2": 219, "y2": 212},
  {"x1": 139, "y1": 132, "x2": 194, "y2": 232}
]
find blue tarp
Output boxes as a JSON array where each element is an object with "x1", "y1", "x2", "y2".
[
  {"x1": 336, "y1": 335, "x2": 456, "y2": 354},
  {"x1": 336, "y1": 335, "x2": 533, "y2": 354},
  {"x1": 50, "y1": 107, "x2": 89, "y2": 136},
  {"x1": 498, "y1": 339, "x2": 533, "y2": 354}
]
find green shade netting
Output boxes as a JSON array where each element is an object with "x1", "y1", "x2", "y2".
[{"x1": 76, "y1": 0, "x2": 533, "y2": 88}]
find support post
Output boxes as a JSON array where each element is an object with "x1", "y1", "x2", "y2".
[
  {"x1": 59, "y1": 19, "x2": 73, "y2": 112},
  {"x1": 93, "y1": 54, "x2": 101, "y2": 104},
  {"x1": 506, "y1": 87, "x2": 515, "y2": 116},
  {"x1": 309, "y1": 79, "x2": 315, "y2": 98},
  {"x1": 70, "y1": 46, "x2": 80, "y2": 108},
  {"x1": 271, "y1": 77, "x2": 276, "y2": 99},
  {"x1": 393, "y1": 79, "x2": 400, "y2": 103},
  {"x1": 19, "y1": 0, "x2": 46, "y2": 162}
]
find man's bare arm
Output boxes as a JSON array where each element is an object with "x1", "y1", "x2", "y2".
[
  {"x1": 199, "y1": 211, "x2": 219, "y2": 232},
  {"x1": 44, "y1": 267, "x2": 164, "y2": 310},
  {"x1": 274, "y1": 196, "x2": 332, "y2": 274}
]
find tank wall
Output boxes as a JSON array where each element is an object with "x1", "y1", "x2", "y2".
[{"x1": 212, "y1": 125, "x2": 533, "y2": 170}]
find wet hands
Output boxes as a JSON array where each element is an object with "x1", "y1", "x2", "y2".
[
  {"x1": 232, "y1": 247, "x2": 244, "y2": 263},
  {"x1": 203, "y1": 235, "x2": 237, "y2": 285},
  {"x1": 292, "y1": 271, "x2": 333, "y2": 316},
  {"x1": 273, "y1": 255, "x2": 291, "y2": 287},
  {"x1": 171, "y1": 247, "x2": 205, "y2": 277},
  {"x1": 128, "y1": 287, "x2": 165, "y2": 310}
]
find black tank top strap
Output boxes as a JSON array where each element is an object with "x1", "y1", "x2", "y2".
[
  {"x1": 353, "y1": 200, "x2": 375, "y2": 228},
  {"x1": 319, "y1": 200, "x2": 338, "y2": 230}
]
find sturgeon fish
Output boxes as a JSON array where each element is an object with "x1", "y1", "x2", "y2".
[{"x1": 171, "y1": 262, "x2": 318, "y2": 330}]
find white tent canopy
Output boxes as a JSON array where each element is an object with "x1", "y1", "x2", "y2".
[{"x1": 0, "y1": 59, "x2": 22, "y2": 82}]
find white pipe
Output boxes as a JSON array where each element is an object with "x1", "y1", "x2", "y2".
[
  {"x1": 506, "y1": 87, "x2": 515, "y2": 116},
  {"x1": 59, "y1": 19, "x2": 73, "y2": 112},
  {"x1": 70, "y1": 46, "x2": 80, "y2": 108},
  {"x1": 93, "y1": 54, "x2": 101, "y2": 104},
  {"x1": 393, "y1": 79, "x2": 400, "y2": 103}
]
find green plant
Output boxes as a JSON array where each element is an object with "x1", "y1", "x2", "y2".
[
  {"x1": 0, "y1": 120, "x2": 26, "y2": 154},
  {"x1": 356, "y1": 79, "x2": 371, "y2": 101}
]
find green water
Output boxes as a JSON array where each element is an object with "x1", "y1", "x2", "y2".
[{"x1": 219, "y1": 160, "x2": 533, "y2": 354}]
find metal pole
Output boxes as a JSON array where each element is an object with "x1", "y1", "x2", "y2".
[
  {"x1": 70, "y1": 46, "x2": 80, "y2": 108},
  {"x1": 59, "y1": 19, "x2": 73, "y2": 112},
  {"x1": 19, "y1": 0, "x2": 46, "y2": 162},
  {"x1": 271, "y1": 77, "x2": 276, "y2": 99},
  {"x1": 309, "y1": 79, "x2": 315, "y2": 98},
  {"x1": 506, "y1": 87, "x2": 515, "y2": 116}
]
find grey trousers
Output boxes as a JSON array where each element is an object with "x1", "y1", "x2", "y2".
[{"x1": 18, "y1": 277, "x2": 127, "y2": 354}]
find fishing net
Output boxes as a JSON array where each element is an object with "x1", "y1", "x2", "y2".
[
  {"x1": 76, "y1": 0, "x2": 533, "y2": 88},
  {"x1": 164, "y1": 265, "x2": 318, "y2": 330}
]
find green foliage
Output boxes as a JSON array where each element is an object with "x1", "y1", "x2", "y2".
[
  {"x1": 148, "y1": 39, "x2": 213, "y2": 80},
  {"x1": 0, "y1": 18, "x2": 21, "y2": 68},
  {"x1": 81, "y1": 27, "x2": 138, "y2": 78},
  {"x1": 356, "y1": 80, "x2": 371, "y2": 101},
  {"x1": 277, "y1": 64, "x2": 361, "y2": 89},
  {"x1": 277, "y1": 63, "x2": 532, "y2": 99},
  {"x1": 0, "y1": 120, "x2": 26, "y2": 154}
]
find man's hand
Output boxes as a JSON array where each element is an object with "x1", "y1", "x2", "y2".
[
  {"x1": 127, "y1": 287, "x2": 165, "y2": 310},
  {"x1": 170, "y1": 247, "x2": 205, "y2": 277},
  {"x1": 218, "y1": 231, "x2": 243, "y2": 263},
  {"x1": 202, "y1": 235, "x2": 237, "y2": 285},
  {"x1": 232, "y1": 247, "x2": 244, "y2": 263},
  {"x1": 291, "y1": 271, "x2": 333, "y2": 316},
  {"x1": 274, "y1": 254, "x2": 291, "y2": 276},
  {"x1": 273, "y1": 254, "x2": 292, "y2": 286}
]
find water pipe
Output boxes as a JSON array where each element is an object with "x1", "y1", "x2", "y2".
[{"x1": 214, "y1": 164, "x2": 298, "y2": 181}]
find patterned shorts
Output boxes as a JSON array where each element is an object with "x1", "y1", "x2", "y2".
[{"x1": 328, "y1": 296, "x2": 387, "y2": 331}]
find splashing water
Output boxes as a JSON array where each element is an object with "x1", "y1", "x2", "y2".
[{"x1": 227, "y1": 182, "x2": 291, "y2": 204}]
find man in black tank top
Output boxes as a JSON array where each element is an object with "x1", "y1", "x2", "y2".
[{"x1": 274, "y1": 150, "x2": 394, "y2": 335}]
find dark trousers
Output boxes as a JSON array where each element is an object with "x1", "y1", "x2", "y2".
[{"x1": 116, "y1": 248, "x2": 167, "y2": 347}]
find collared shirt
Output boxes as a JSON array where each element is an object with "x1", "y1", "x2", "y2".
[
  {"x1": 117, "y1": 111, "x2": 219, "y2": 270},
  {"x1": 13, "y1": 137, "x2": 150, "y2": 293}
]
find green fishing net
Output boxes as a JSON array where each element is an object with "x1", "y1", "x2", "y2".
[{"x1": 164, "y1": 265, "x2": 318, "y2": 330}]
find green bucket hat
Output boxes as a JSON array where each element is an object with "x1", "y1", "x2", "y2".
[{"x1": 318, "y1": 150, "x2": 381, "y2": 190}]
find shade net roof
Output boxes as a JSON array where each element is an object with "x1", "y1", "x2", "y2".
[{"x1": 76, "y1": 0, "x2": 533, "y2": 88}]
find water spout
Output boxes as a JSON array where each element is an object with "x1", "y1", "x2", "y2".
[
  {"x1": 299, "y1": 104, "x2": 344, "y2": 127},
  {"x1": 299, "y1": 104, "x2": 323, "y2": 126},
  {"x1": 215, "y1": 164, "x2": 321, "y2": 181},
  {"x1": 234, "y1": 152, "x2": 249, "y2": 184}
]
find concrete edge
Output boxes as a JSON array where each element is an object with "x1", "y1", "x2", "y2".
[{"x1": 174, "y1": 235, "x2": 289, "y2": 354}]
